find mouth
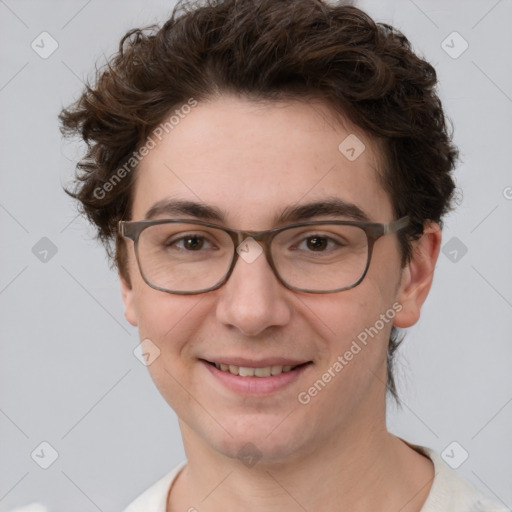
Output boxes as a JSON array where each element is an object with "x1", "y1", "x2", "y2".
[
  {"x1": 205, "y1": 361, "x2": 309, "y2": 377},
  {"x1": 200, "y1": 358, "x2": 313, "y2": 394}
]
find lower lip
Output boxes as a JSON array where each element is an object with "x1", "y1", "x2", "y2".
[{"x1": 202, "y1": 361, "x2": 311, "y2": 395}]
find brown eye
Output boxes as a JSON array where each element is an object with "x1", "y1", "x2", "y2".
[
  {"x1": 306, "y1": 236, "x2": 328, "y2": 251},
  {"x1": 182, "y1": 236, "x2": 204, "y2": 250}
]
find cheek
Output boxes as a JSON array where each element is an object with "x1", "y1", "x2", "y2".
[
  {"x1": 125, "y1": 223, "x2": 215, "y2": 340},
  {"x1": 312, "y1": 273, "x2": 398, "y2": 385},
  {"x1": 320, "y1": 276, "x2": 394, "y2": 339},
  {"x1": 132, "y1": 289, "x2": 206, "y2": 409},
  {"x1": 293, "y1": 281, "x2": 398, "y2": 426},
  {"x1": 133, "y1": 284, "x2": 201, "y2": 359}
]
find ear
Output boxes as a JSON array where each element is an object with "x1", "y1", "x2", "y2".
[
  {"x1": 120, "y1": 275, "x2": 138, "y2": 327},
  {"x1": 393, "y1": 222, "x2": 442, "y2": 328}
]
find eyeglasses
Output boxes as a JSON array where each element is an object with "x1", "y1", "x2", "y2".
[{"x1": 118, "y1": 216, "x2": 410, "y2": 295}]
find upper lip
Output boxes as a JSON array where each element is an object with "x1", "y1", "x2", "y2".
[{"x1": 201, "y1": 357, "x2": 312, "y2": 367}]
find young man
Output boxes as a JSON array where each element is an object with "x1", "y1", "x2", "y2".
[{"x1": 59, "y1": 0, "x2": 509, "y2": 510}]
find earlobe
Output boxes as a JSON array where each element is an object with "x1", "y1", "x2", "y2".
[
  {"x1": 120, "y1": 275, "x2": 138, "y2": 327},
  {"x1": 393, "y1": 222, "x2": 442, "y2": 328}
]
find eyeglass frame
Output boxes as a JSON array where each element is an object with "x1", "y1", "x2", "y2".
[{"x1": 118, "y1": 215, "x2": 410, "y2": 295}]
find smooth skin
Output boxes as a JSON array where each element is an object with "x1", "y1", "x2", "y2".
[{"x1": 120, "y1": 94, "x2": 441, "y2": 512}]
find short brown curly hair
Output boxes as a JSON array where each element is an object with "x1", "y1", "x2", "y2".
[{"x1": 59, "y1": 0, "x2": 458, "y2": 404}]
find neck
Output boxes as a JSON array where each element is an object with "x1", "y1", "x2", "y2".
[{"x1": 169, "y1": 420, "x2": 434, "y2": 512}]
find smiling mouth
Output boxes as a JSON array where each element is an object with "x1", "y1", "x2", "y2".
[{"x1": 204, "y1": 361, "x2": 311, "y2": 377}]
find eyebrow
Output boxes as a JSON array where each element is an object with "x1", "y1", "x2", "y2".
[{"x1": 144, "y1": 196, "x2": 371, "y2": 225}]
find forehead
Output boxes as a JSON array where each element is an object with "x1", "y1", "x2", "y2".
[{"x1": 132, "y1": 95, "x2": 393, "y2": 226}]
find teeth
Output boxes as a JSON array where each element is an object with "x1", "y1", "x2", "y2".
[
  {"x1": 239, "y1": 366, "x2": 255, "y2": 377},
  {"x1": 255, "y1": 367, "x2": 271, "y2": 377},
  {"x1": 213, "y1": 363, "x2": 297, "y2": 377},
  {"x1": 271, "y1": 365, "x2": 283, "y2": 375}
]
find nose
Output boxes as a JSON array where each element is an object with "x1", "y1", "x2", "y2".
[{"x1": 214, "y1": 241, "x2": 292, "y2": 336}]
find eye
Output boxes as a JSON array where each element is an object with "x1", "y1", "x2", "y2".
[
  {"x1": 167, "y1": 234, "x2": 215, "y2": 251},
  {"x1": 295, "y1": 233, "x2": 344, "y2": 252}
]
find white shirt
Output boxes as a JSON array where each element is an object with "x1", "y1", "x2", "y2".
[{"x1": 122, "y1": 442, "x2": 510, "y2": 512}]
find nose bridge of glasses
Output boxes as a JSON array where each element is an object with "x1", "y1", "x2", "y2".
[
  {"x1": 228, "y1": 228, "x2": 271, "y2": 249},
  {"x1": 228, "y1": 228, "x2": 276, "y2": 278}
]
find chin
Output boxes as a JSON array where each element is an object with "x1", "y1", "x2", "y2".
[{"x1": 193, "y1": 414, "x2": 316, "y2": 466}]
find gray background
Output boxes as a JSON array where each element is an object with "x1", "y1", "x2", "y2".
[{"x1": 0, "y1": 0, "x2": 511, "y2": 510}]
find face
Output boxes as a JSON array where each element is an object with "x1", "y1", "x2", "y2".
[{"x1": 120, "y1": 95, "x2": 433, "y2": 465}]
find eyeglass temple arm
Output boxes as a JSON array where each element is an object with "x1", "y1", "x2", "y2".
[{"x1": 383, "y1": 216, "x2": 410, "y2": 234}]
